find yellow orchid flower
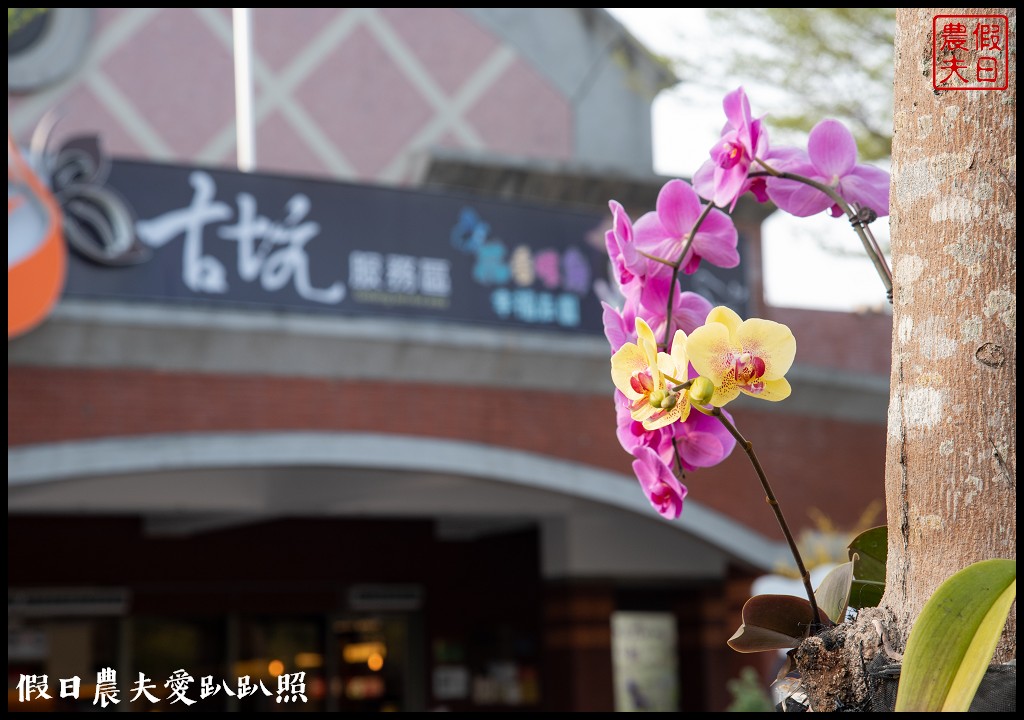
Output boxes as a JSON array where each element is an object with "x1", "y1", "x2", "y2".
[
  {"x1": 686, "y1": 306, "x2": 796, "y2": 406},
  {"x1": 611, "y1": 318, "x2": 692, "y2": 430}
]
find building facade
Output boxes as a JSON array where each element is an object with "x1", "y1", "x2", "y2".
[{"x1": 8, "y1": 8, "x2": 893, "y2": 712}]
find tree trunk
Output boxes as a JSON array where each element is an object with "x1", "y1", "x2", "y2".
[
  {"x1": 884, "y1": 6, "x2": 1016, "y2": 660},
  {"x1": 791, "y1": 9, "x2": 1015, "y2": 711}
]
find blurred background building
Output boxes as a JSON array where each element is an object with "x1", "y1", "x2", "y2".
[{"x1": 8, "y1": 8, "x2": 892, "y2": 712}]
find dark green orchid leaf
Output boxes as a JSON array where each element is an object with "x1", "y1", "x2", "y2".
[
  {"x1": 815, "y1": 559, "x2": 855, "y2": 624},
  {"x1": 728, "y1": 594, "x2": 829, "y2": 653},
  {"x1": 848, "y1": 525, "x2": 886, "y2": 609}
]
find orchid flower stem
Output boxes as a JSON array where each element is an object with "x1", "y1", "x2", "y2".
[
  {"x1": 711, "y1": 406, "x2": 822, "y2": 630},
  {"x1": 754, "y1": 157, "x2": 782, "y2": 177},
  {"x1": 672, "y1": 444, "x2": 686, "y2": 480},
  {"x1": 662, "y1": 201, "x2": 717, "y2": 348},
  {"x1": 636, "y1": 250, "x2": 679, "y2": 268},
  {"x1": 750, "y1": 165, "x2": 893, "y2": 298}
]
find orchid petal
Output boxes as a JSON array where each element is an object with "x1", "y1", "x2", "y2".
[
  {"x1": 656, "y1": 350, "x2": 677, "y2": 380},
  {"x1": 749, "y1": 116, "x2": 769, "y2": 159},
  {"x1": 632, "y1": 212, "x2": 676, "y2": 273},
  {"x1": 692, "y1": 159, "x2": 716, "y2": 202},
  {"x1": 601, "y1": 301, "x2": 632, "y2": 353},
  {"x1": 632, "y1": 211, "x2": 667, "y2": 247},
  {"x1": 656, "y1": 179, "x2": 700, "y2": 239},
  {"x1": 839, "y1": 164, "x2": 891, "y2": 218},
  {"x1": 674, "y1": 430, "x2": 727, "y2": 468},
  {"x1": 638, "y1": 272, "x2": 673, "y2": 316},
  {"x1": 616, "y1": 396, "x2": 670, "y2": 456},
  {"x1": 706, "y1": 306, "x2": 743, "y2": 335},
  {"x1": 714, "y1": 164, "x2": 751, "y2": 209},
  {"x1": 742, "y1": 377, "x2": 792, "y2": 402},
  {"x1": 642, "y1": 399, "x2": 690, "y2": 430},
  {"x1": 681, "y1": 251, "x2": 701, "y2": 275},
  {"x1": 631, "y1": 446, "x2": 687, "y2": 519},
  {"x1": 764, "y1": 145, "x2": 808, "y2": 172},
  {"x1": 735, "y1": 318, "x2": 796, "y2": 379},
  {"x1": 686, "y1": 321, "x2": 735, "y2": 385},
  {"x1": 669, "y1": 329, "x2": 689, "y2": 382},
  {"x1": 710, "y1": 383, "x2": 741, "y2": 407},
  {"x1": 635, "y1": 318, "x2": 662, "y2": 386},
  {"x1": 610, "y1": 343, "x2": 650, "y2": 400},
  {"x1": 634, "y1": 319, "x2": 659, "y2": 354},
  {"x1": 610, "y1": 200, "x2": 633, "y2": 244},
  {"x1": 631, "y1": 398, "x2": 660, "y2": 422},
  {"x1": 691, "y1": 208, "x2": 740, "y2": 268},
  {"x1": 808, "y1": 119, "x2": 857, "y2": 178},
  {"x1": 635, "y1": 317, "x2": 658, "y2": 350},
  {"x1": 722, "y1": 86, "x2": 751, "y2": 132},
  {"x1": 673, "y1": 291, "x2": 715, "y2": 335},
  {"x1": 765, "y1": 174, "x2": 834, "y2": 218},
  {"x1": 679, "y1": 407, "x2": 738, "y2": 459},
  {"x1": 604, "y1": 228, "x2": 621, "y2": 264}
]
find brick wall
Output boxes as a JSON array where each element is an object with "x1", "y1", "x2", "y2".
[{"x1": 9, "y1": 365, "x2": 885, "y2": 538}]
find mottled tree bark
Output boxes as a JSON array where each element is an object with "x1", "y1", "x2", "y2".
[{"x1": 884, "y1": 7, "x2": 1016, "y2": 660}]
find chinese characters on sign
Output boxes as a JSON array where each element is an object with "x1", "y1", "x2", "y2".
[
  {"x1": 348, "y1": 250, "x2": 452, "y2": 309},
  {"x1": 933, "y1": 14, "x2": 1009, "y2": 90},
  {"x1": 63, "y1": 160, "x2": 612, "y2": 335},
  {"x1": 16, "y1": 669, "x2": 308, "y2": 706},
  {"x1": 137, "y1": 171, "x2": 346, "y2": 304}
]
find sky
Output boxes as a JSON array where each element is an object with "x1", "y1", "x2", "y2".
[{"x1": 605, "y1": 8, "x2": 893, "y2": 314}]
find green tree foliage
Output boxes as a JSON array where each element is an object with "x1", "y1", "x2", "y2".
[{"x1": 699, "y1": 8, "x2": 894, "y2": 161}]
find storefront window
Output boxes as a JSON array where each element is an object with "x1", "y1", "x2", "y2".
[
  {"x1": 131, "y1": 616, "x2": 228, "y2": 711},
  {"x1": 335, "y1": 614, "x2": 418, "y2": 712},
  {"x1": 236, "y1": 616, "x2": 327, "y2": 712}
]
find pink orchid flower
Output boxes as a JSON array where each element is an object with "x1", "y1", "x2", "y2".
[
  {"x1": 632, "y1": 445, "x2": 688, "y2": 519},
  {"x1": 601, "y1": 296, "x2": 638, "y2": 353},
  {"x1": 704, "y1": 86, "x2": 769, "y2": 210},
  {"x1": 765, "y1": 118, "x2": 890, "y2": 218},
  {"x1": 694, "y1": 145, "x2": 805, "y2": 207},
  {"x1": 633, "y1": 179, "x2": 739, "y2": 276},
  {"x1": 670, "y1": 405, "x2": 738, "y2": 471},
  {"x1": 605, "y1": 200, "x2": 648, "y2": 292},
  {"x1": 614, "y1": 390, "x2": 673, "y2": 458}
]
